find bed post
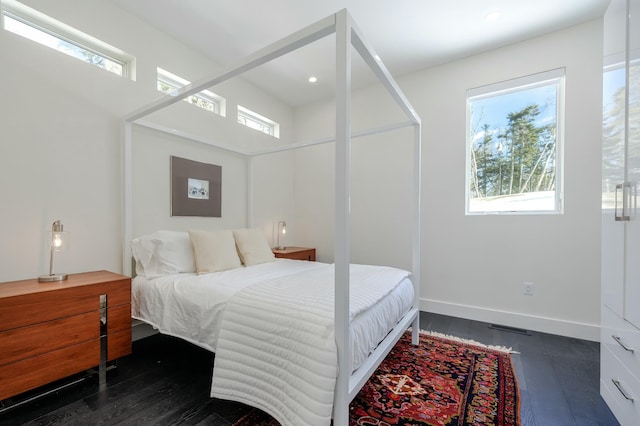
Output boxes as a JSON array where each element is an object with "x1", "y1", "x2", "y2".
[
  {"x1": 333, "y1": 9, "x2": 351, "y2": 426},
  {"x1": 247, "y1": 156, "x2": 254, "y2": 228},
  {"x1": 348, "y1": 19, "x2": 422, "y2": 347},
  {"x1": 123, "y1": 121, "x2": 133, "y2": 277},
  {"x1": 412, "y1": 122, "x2": 421, "y2": 345}
]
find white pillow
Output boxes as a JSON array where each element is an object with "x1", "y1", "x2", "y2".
[
  {"x1": 233, "y1": 228, "x2": 276, "y2": 266},
  {"x1": 131, "y1": 231, "x2": 196, "y2": 279},
  {"x1": 189, "y1": 229, "x2": 242, "y2": 274}
]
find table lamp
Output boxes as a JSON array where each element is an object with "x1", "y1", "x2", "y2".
[
  {"x1": 38, "y1": 220, "x2": 69, "y2": 282},
  {"x1": 276, "y1": 221, "x2": 287, "y2": 250}
]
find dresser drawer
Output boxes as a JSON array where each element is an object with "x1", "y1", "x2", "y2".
[
  {"x1": 108, "y1": 303, "x2": 132, "y2": 361},
  {"x1": 602, "y1": 305, "x2": 640, "y2": 381},
  {"x1": 102, "y1": 280, "x2": 131, "y2": 307},
  {"x1": 273, "y1": 247, "x2": 316, "y2": 261},
  {"x1": 0, "y1": 272, "x2": 131, "y2": 332},
  {"x1": 601, "y1": 345, "x2": 640, "y2": 426},
  {"x1": 0, "y1": 287, "x2": 100, "y2": 331},
  {"x1": 108, "y1": 303, "x2": 132, "y2": 334},
  {"x1": 0, "y1": 339, "x2": 100, "y2": 400},
  {"x1": 108, "y1": 328, "x2": 132, "y2": 361},
  {"x1": 284, "y1": 250, "x2": 315, "y2": 261},
  {"x1": 0, "y1": 311, "x2": 99, "y2": 366}
]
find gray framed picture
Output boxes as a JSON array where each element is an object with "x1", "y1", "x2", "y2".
[{"x1": 171, "y1": 156, "x2": 221, "y2": 217}]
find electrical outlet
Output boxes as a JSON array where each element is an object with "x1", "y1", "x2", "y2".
[{"x1": 523, "y1": 282, "x2": 535, "y2": 296}]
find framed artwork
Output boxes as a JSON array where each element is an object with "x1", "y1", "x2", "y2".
[{"x1": 171, "y1": 156, "x2": 221, "y2": 217}]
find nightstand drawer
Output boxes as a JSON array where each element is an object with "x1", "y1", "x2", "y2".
[
  {"x1": 107, "y1": 303, "x2": 132, "y2": 359},
  {"x1": 102, "y1": 280, "x2": 131, "y2": 307},
  {"x1": 0, "y1": 339, "x2": 100, "y2": 400},
  {"x1": 108, "y1": 328, "x2": 132, "y2": 361},
  {"x1": 108, "y1": 303, "x2": 132, "y2": 335},
  {"x1": 0, "y1": 311, "x2": 99, "y2": 366},
  {"x1": 0, "y1": 288, "x2": 100, "y2": 331},
  {"x1": 273, "y1": 247, "x2": 316, "y2": 261},
  {"x1": 0, "y1": 274, "x2": 131, "y2": 331}
]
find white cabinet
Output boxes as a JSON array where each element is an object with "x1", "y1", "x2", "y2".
[
  {"x1": 601, "y1": 1, "x2": 640, "y2": 425},
  {"x1": 624, "y1": 0, "x2": 640, "y2": 331},
  {"x1": 601, "y1": 0, "x2": 627, "y2": 317}
]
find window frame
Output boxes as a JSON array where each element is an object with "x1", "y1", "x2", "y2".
[
  {"x1": 237, "y1": 105, "x2": 280, "y2": 138},
  {"x1": 156, "y1": 67, "x2": 226, "y2": 117},
  {"x1": 465, "y1": 68, "x2": 565, "y2": 215},
  {"x1": 1, "y1": 0, "x2": 135, "y2": 79}
]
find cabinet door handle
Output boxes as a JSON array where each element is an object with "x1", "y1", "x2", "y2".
[
  {"x1": 628, "y1": 182, "x2": 637, "y2": 218},
  {"x1": 612, "y1": 335, "x2": 635, "y2": 352},
  {"x1": 612, "y1": 379, "x2": 635, "y2": 401},
  {"x1": 615, "y1": 184, "x2": 630, "y2": 221}
]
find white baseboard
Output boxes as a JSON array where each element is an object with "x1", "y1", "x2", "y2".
[{"x1": 421, "y1": 298, "x2": 600, "y2": 342}]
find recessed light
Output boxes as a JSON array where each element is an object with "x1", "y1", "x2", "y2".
[
  {"x1": 308, "y1": 76, "x2": 317, "y2": 83},
  {"x1": 485, "y1": 11, "x2": 501, "y2": 22}
]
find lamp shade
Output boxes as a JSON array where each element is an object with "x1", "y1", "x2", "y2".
[
  {"x1": 38, "y1": 220, "x2": 69, "y2": 282},
  {"x1": 276, "y1": 221, "x2": 287, "y2": 250}
]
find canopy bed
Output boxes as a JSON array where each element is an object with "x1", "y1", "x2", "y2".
[{"x1": 122, "y1": 9, "x2": 422, "y2": 426}]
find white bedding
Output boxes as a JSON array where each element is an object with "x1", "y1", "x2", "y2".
[
  {"x1": 132, "y1": 259, "x2": 324, "y2": 352},
  {"x1": 211, "y1": 262, "x2": 412, "y2": 426},
  {"x1": 131, "y1": 259, "x2": 414, "y2": 425},
  {"x1": 132, "y1": 259, "x2": 413, "y2": 369}
]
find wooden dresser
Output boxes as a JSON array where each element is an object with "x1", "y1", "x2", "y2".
[
  {"x1": 272, "y1": 246, "x2": 316, "y2": 261},
  {"x1": 0, "y1": 270, "x2": 131, "y2": 401}
]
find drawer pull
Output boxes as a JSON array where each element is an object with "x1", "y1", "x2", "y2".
[
  {"x1": 612, "y1": 335, "x2": 635, "y2": 353},
  {"x1": 612, "y1": 379, "x2": 635, "y2": 401}
]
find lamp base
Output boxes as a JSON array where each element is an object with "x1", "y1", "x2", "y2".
[{"x1": 38, "y1": 273, "x2": 68, "y2": 282}]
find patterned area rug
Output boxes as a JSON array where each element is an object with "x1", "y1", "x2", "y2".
[{"x1": 233, "y1": 330, "x2": 520, "y2": 426}]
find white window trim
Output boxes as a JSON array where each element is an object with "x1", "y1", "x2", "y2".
[
  {"x1": 465, "y1": 68, "x2": 565, "y2": 215},
  {"x1": 157, "y1": 67, "x2": 226, "y2": 117},
  {"x1": 237, "y1": 105, "x2": 280, "y2": 138},
  {"x1": 2, "y1": 0, "x2": 135, "y2": 80}
]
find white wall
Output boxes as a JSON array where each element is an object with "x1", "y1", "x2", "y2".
[
  {"x1": 293, "y1": 20, "x2": 603, "y2": 340},
  {"x1": 0, "y1": 0, "x2": 295, "y2": 282},
  {"x1": 131, "y1": 126, "x2": 248, "y2": 235}
]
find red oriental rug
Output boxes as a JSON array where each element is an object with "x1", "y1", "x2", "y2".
[{"x1": 233, "y1": 330, "x2": 520, "y2": 426}]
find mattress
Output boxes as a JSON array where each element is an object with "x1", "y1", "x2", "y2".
[{"x1": 131, "y1": 258, "x2": 414, "y2": 370}]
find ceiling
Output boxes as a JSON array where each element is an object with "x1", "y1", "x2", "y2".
[{"x1": 110, "y1": 0, "x2": 609, "y2": 108}]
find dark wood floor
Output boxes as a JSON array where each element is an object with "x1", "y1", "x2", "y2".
[
  {"x1": 0, "y1": 312, "x2": 619, "y2": 426},
  {"x1": 420, "y1": 313, "x2": 619, "y2": 426}
]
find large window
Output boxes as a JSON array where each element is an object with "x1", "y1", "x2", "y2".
[
  {"x1": 466, "y1": 69, "x2": 564, "y2": 214},
  {"x1": 2, "y1": 0, "x2": 134, "y2": 79},
  {"x1": 237, "y1": 105, "x2": 280, "y2": 138},
  {"x1": 157, "y1": 68, "x2": 226, "y2": 116}
]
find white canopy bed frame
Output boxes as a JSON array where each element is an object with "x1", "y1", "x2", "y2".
[{"x1": 122, "y1": 9, "x2": 421, "y2": 426}]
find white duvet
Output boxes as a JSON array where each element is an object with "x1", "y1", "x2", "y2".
[
  {"x1": 131, "y1": 259, "x2": 413, "y2": 426},
  {"x1": 132, "y1": 259, "x2": 327, "y2": 352}
]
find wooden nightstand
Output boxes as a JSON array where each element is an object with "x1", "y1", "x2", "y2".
[
  {"x1": 0, "y1": 270, "x2": 131, "y2": 402},
  {"x1": 272, "y1": 247, "x2": 316, "y2": 261}
]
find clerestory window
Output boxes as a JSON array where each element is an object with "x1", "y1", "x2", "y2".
[
  {"x1": 2, "y1": 0, "x2": 134, "y2": 79},
  {"x1": 237, "y1": 105, "x2": 279, "y2": 138},
  {"x1": 157, "y1": 67, "x2": 226, "y2": 116}
]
